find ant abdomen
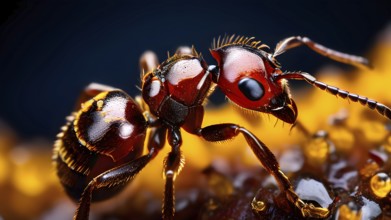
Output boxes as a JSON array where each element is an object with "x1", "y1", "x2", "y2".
[{"x1": 54, "y1": 90, "x2": 146, "y2": 201}]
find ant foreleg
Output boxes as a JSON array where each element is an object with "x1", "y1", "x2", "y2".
[
  {"x1": 275, "y1": 71, "x2": 391, "y2": 120},
  {"x1": 273, "y1": 36, "x2": 370, "y2": 68},
  {"x1": 198, "y1": 123, "x2": 330, "y2": 218},
  {"x1": 73, "y1": 127, "x2": 166, "y2": 220}
]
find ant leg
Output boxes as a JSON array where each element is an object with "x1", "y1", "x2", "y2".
[
  {"x1": 273, "y1": 36, "x2": 370, "y2": 68},
  {"x1": 162, "y1": 148, "x2": 183, "y2": 220},
  {"x1": 162, "y1": 128, "x2": 184, "y2": 220},
  {"x1": 81, "y1": 83, "x2": 118, "y2": 98},
  {"x1": 73, "y1": 127, "x2": 166, "y2": 220},
  {"x1": 275, "y1": 71, "x2": 391, "y2": 120},
  {"x1": 175, "y1": 45, "x2": 199, "y2": 56},
  {"x1": 138, "y1": 50, "x2": 159, "y2": 110},
  {"x1": 74, "y1": 83, "x2": 118, "y2": 110},
  {"x1": 198, "y1": 123, "x2": 330, "y2": 218},
  {"x1": 139, "y1": 50, "x2": 159, "y2": 74},
  {"x1": 74, "y1": 155, "x2": 154, "y2": 220}
]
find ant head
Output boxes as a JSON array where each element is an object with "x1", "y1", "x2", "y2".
[
  {"x1": 142, "y1": 51, "x2": 212, "y2": 115},
  {"x1": 210, "y1": 35, "x2": 297, "y2": 124}
]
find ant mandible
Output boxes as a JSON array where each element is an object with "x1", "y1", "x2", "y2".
[{"x1": 53, "y1": 35, "x2": 391, "y2": 220}]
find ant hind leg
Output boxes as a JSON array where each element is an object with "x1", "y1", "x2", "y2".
[
  {"x1": 73, "y1": 154, "x2": 155, "y2": 220},
  {"x1": 73, "y1": 127, "x2": 166, "y2": 220}
]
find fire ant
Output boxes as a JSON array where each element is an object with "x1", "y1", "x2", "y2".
[{"x1": 53, "y1": 35, "x2": 391, "y2": 220}]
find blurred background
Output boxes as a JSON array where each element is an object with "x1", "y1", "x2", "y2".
[
  {"x1": 1, "y1": 0, "x2": 391, "y2": 219},
  {"x1": 0, "y1": 0, "x2": 390, "y2": 139}
]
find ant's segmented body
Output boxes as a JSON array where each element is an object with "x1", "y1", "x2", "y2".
[{"x1": 53, "y1": 35, "x2": 391, "y2": 220}]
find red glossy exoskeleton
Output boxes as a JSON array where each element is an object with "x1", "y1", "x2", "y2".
[{"x1": 53, "y1": 35, "x2": 391, "y2": 220}]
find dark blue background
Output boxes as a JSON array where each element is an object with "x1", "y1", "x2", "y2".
[{"x1": 1, "y1": 0, "x2": 390, "y2": 139}]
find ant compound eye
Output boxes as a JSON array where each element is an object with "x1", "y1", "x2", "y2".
[{"x1": 238, "y1": 78, "x2": 264, "y2": 101}]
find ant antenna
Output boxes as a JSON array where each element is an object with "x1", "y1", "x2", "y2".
[
  {"x1": 273, "y1": 36, "x2": 371, "y2": 69},
  {"x1": 275, "y1": 71, "x2": 391, "y2": 120}
]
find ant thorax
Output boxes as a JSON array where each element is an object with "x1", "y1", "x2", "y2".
[{"x1": 142, "y1": 54, "x2": 212, "y2": 125}]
